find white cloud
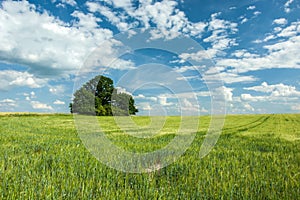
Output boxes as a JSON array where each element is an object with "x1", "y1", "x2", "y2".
[
  {"x1": 71, "y1": 11, "x2": 101, "y2": 29},
  {"x1": 198, "y1": 13, "x2": 238, "y2": 57},
  {"x1": 232, "y1": 49, "x2": 259, "y2": 58},
  {"x1": 263, "y1": 34, "x2": 276, "y2": 42},
  {"x1": 23, "y1": 91, "x2": 36, "y2": 101},
  {"x1": 247, "y1": 5, "x2": 256, "y2": 10},
  {"x1": 53, "y1": 0, "x2": 77, "y2": 7},
  {"x1": 115, "y1": 87, "x2": 132, "y2": 95},
  {"x1": 274, "y1": 27, "x2": 283, "y2": 33},
  {"x1": 241, "y1": 18, "x2": 248, "y2": 24},
  {"x1": 240, "y1": 82, "x2": 300, "y2": 111},
  {"x1": 217, "y1": 22, "x2": 300, "y2": 73},
  {"x1": 244, "y1": 82, "x2": 300, "y2": 97},
  {"x1": 179, "y1": 49, "x2": 218, "y2": 62},
  {"x1": 103, "y1": 0, "x2": 132, "y2": 9},
  {"x1": 134, "y1": 94, "x2": 158, "y2": 102},
  {"x1": 0, "y1": 98, "x2": 17, "y2": 110},
  {"x1": 31, "y1": 101, "x2": 53, "y2": 110},
  {"x1": 204, "y1": 72, "x2": 257, "y2": 84},
  {"x1": 53, "y1": 100, "x2": 65, "y2": 105},
  {"x1": 86, "y1": 2, "x2": 135, "y2": 32},
  {"x1": 30, "y1": 91, "x2": 36, "y2": 98},
  {"x1": 220, "y1": 86, "x2": 233, "y2": 101},
  {"x1": 208, "y1": 13, "x2": 238, "y2": 33},
  {"x1": 87, "y1": 0, "x2": 207, "y2": 40},
  {"x1": 49, "y1": 85, "x2": 65, "y2": 95},
  {"x1": 110, "y1": 59, "x2": 136, "y2": 70},
  {"x1": 200, "y1": 107, "x2": 208, "y2": 113},
  {"x1": 273, "y1": 18, "x2": 288, "y2": 25},
  {"x1": 174, "y1": 65, "x2": 198, "y2": 73},
  {"x1": 61, "y1": 0, "x2": 77, "y2": 6},
  {"x1": 0, "y1": 99, "x2": 15, "y2": 103},
  {"x1": 51, "y1": 0, "x2": 77, "y2": 8},
  {"x1": 252, "y1": 39, "x2": 263, "y2": 44},
  {"x1": 241, "y1": 93, "x2": 265, "y2": 102},
  {"x1": 134, "y1": 94, "x2": 146, "y2": 99},
  {"x1": 277, "y1": 21, "x2": 299, "y2": 37},
  {"x1": 291, "y1": 104, "x2": 300, "y2": 111},
  {"x1": 202, "y1": 86, "x2": 233, "y2": 102},
  {"x1": 138, "y1": 102, "x2": 152, "y2": 111},
  {"x1": 284, "y1": 0, "x2": 294, "y2": 13},
  {"x1": 180, "y1": 98, "x2": 199, "y2": 112},
  {"x1": 0, "y1": 70, "x2": 46, "y2": 90},
  {"x1": 158, "y1": 95, "x2": 173, "y2": 106},
  {"x1": 0, "y1": 1, "x2": 113, "y2": 78},
  {"x1": 243, "y1": 102, "x2": 255, "y2": 111},
  {"x1": 254, "y1": 11, "x2": 261, "y2": 16}
]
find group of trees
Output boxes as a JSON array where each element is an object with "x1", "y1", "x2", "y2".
[{"x1": 70, "y1": 75, "x2": 138, "y2": 116}]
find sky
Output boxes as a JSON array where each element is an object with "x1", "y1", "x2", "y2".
[{"x1": 0, "y1": 0, "x2": 300, "y2": 115}]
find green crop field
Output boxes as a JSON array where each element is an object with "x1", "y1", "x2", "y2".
[{"x1": 0, "y1": 113, "x2": 299, "y2": 199}]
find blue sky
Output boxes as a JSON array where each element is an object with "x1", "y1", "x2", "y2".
[{"x1": 0, "y1": 0, "x2": 299, "y2": 115}]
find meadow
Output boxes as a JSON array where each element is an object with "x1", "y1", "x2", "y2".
[{"x1": 0, "y1": 113, "x2": 299, "y2": 199}]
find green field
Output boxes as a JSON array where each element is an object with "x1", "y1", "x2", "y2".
[{"x1": 0, "y1": 114, "x2": 299, "y2": 199}]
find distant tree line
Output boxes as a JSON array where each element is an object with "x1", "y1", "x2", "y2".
[{"x1": 70, "y1": 75, "x2": 138, "y2": 116}]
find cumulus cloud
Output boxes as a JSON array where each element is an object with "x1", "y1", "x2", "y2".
[
  {"x1": 87, "y1": 0, "x2": 207, "y2": 40},
  {"x1": 138, "y1": 102, "x2": 152, "y2": 111},
  {"x1": 241, "y1": 93, "x2": 266, "y2": 102},
  {"x1": 253, "y1": 11, "x2": 261, "y2": 16},
  {"x1": 0, "y1": 0, "x2": 113, "y2": 78},
  {"x1": 180, "y1": 98, "x2": 199, "y2": 112},
  {"x1": 86, "y1": 2, "x2": 135, "y2": 32},
  {"x1": 53, "y1": 100, "x2": 65, "y2": 105},
  {"x1": 240, "y1": 82, "x2": 300, "y2": 111},
  {"x1": 277, "y1": 21, "x2": 299, "y2": 37},
  {"x1": 217, "y1": 22, "x2": 300, "y2": 73},
  {"x1": 179, "y1": 50, "x2": 217, "y2": 62},
  {"x1": 243, "y1": 102, "x2": 255, "y2": 111},
  {"x1": 231, "y1": 49, "x2": 259, "y2": 58},
  {"x1": 31, "y1": 101, "x2": 53, "y2": 110},
  {"x1": 284, "y1": 0, "x2": 294, "y2": 13},
  {"x1": 291, "y1": 104, "x2": 300, "y2": 111},
  {"x1": 61, "y1": 0, "x2": 77, "y2": 6},
  {"x1": 52, "y1": 0, "x2": 77, "y2": 7},
  {"x1": 0, "y1": 98, "x2": 17, "y2": 110},
  {"x1": 158, "y1": 95, "x2": 173, "y2": 106},
  {"x1": 23, "y1": 91, "x2": 36, "y2": 101},
  {"x1": 204, "y1": 72, "x2": 257, "y2": 84},
  {"x1": 134, "y1": 94, "x2": 158, "y2": 102},
  {"x1": 174, "y1": 65, "x2": 198, "y2": 73},
  {"x1": 241, "y1": 17, "x2": 248, "y2": 24},
  {"x1": 0, "y1": 99, "x2": 15, "y2": 103},
  {"x1": 247, "y1": 5, "x2": 256, "y2": 10},
  {"x1": 273, "y1": 18, "x2": 288, "y2": 25},
  {"x1": 49, "y1": 85, "x2": 65, "y2": 95},
  {"x1": 244, "y1": 82, "x2": 300, "y2": 97},
  {"x1": 0, "y1": 70, "x2": 46, "y2": 91},
  {"x1": 178, "y1": 13, "x2": 238, "y2": 59},
  {"x1": 115, "y1": 86, "x2": 132, "y2": 95},
  {"x1": 220, "y1": 86, "x2": 233, "y2": 101}
]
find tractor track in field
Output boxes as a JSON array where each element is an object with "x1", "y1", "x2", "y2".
[
  {"x1": 222, "y1": 115, "x2": 271, "y2": 136},
  {"x1": 223, "y1": 115, "x2": 271, "y2": 132}
]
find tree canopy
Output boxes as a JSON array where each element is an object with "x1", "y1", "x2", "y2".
[{"x1": 70, "y1": 75, "x2": 138, "y2": 116}]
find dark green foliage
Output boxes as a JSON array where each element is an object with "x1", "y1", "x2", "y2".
[
  {"x1": 70, "y1": 75, "x2": 138, "y2": 116},
  {"x1": 111, "y1": 90, "x2": 138, "y2": 116}
]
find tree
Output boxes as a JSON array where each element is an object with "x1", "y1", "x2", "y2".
[
  {"x1": 111, "y1": 90, "x2": 138, "y2": 116},
  {"x1": 70, "y1": 75, "x2": 138, "y2": 116}
]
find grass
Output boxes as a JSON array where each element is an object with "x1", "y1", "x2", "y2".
[{"x1": 0, "y1": 113, "x2": 299, "y2": 199}]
